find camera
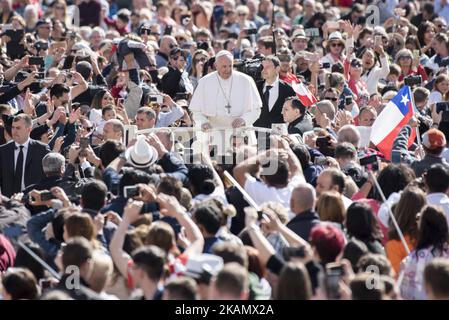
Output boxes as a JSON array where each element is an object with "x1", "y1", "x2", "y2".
[
  {"x1": 180, "y1": 15, "x2": 191, "y2": 26},
  {"x1": 322, "y1": 62, "x2": 331, "y2": 69},
  {"x1": 124, "y1": 186, "x2": 140, "y2": 198},
  {"x1": 404, "y1": 75, "x2": 422, "y2": 86},
  {"x1": 234, "y1": 57, "x2": 264, "y2": 83},
  {"x1": 29, "y1": 56, "x2": 44, "y2": 66},
  {"x1": 149, "y1": 95, "x2": 164, "y2": 104},
  {"x1": 197, "y1": 41, "x2": 209, "y2": 51}
]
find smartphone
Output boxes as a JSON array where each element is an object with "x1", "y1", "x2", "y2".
[
  {"x1": 123, "y1": 186, "x2": 140, "y2": 198},
  {"x1": 327, "y1": 21, "x2": 340, "y2": 30},
  {"x1": 164, "y1": 25, "x2": 173, "y2": 35},
  {"x1": 345, "y1": 96, "x2": 353, "y2": 105},
  {"x1": 375, "y1": 35, "x2": 382, "y2": 47},
  {"x1": 244, "y1": 28, "x2": 258, "y2": 35},
  {"x1": 316, "y1": 136, "x2": 331, "y2": 148},
  {"x1": 322, "y1": 62, "x2": 331, "y2": 69},
  {"x1": 29, "y1": 56, "x2": 44, "y2": 66},
  {"x1": 282, "y1": 246, "x2": 306, "y2": 261},
  {"x1": 79, "y1": 137, "x2": 89, "y2": 149},
  {"x1": 5, "y1": 29, "x2": 24, "y2": 42},
  {"x1": 305, "y1": 28, "x2": 319, "y2": 37},
  {"x1": 175, "y1": 92, "x2": 189, "y2": 100},
  {"x1": 36, "y1": 71, "x2": 45, "y2": 80},
  {"x1": 324, "y1": 271, "x2": 342, "y2": 300},
  {"x1": 40, "y1": 191, "x2": 55, "y2": 202},
  {"x1": 117, "y1": 98, "x2": 125, "y2": 105},
  {"x1": 149, "y1": 95, "x2": 164, "y2": 104},
  {"x1": 314, "y1": 156, "x2": 328, "y2": 166},
  {"x1": 413, "y1": 49, "x2": 420, "y2": 61},
  {"x1": 62, "y1": 55, "x2": 75, "y2": 70}
]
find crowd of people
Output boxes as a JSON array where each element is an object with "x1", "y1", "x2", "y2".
[{"x1": 2, "y1": 0, "x2": 449, "y2": 301}]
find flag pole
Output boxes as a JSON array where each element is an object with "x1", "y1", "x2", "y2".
[
  {"x1": 368, "y1": 171, "x2": 411, "y2": 255},
  {"x1": 408, "y1": 85, "x2": 421, "y2": 145}
]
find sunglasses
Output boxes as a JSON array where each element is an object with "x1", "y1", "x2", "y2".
[
  {"x1": 195, "y1": 57, "x2": 207, "y2": 63},
  {"x1": 331, "y1": 43, "x2": 343, "y2": 47},
  {"x1": 325, "y1": 97, "x2": 338, "y2": 101},
  {"x1": 40, "y1": 26, "x2": 51, "y2": 29},
  {"x1": 141, "y1": 28, "x2": 151, "y2": 33}
]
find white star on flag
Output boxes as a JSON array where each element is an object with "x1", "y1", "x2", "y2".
[{"x1": 401, "y1": 94, "x2": 410, "y2": 106}]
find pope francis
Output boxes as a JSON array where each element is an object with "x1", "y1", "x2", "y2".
[{"x1": 189, "y1": 50, "x2": 262, "y2": 155}]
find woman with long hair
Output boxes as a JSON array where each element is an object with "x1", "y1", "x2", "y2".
[
  {"x1": 417, "y1": 21, "x2": 436, "y2": 57},
  {"x1": 395, "y1": 48, "x2": 428, "y2": 82},
  {"x1": 385, "y1": 187, "x2": 426, "y2": 274},
  {"x1": 360, "y1": 44, "x2": 390, "y2": 95},
  {"x1": 189, "y1": 49, "x2": 209, "y2": 89},
  {"x1": 400, "y1": 205, "x2": 449, "y2": 299},
  {"x1": 428, "y1": 74, "x2": 449, "y2": 107},
  {"x1": 345, "y1": 202, "x2": 384, "y2": 254}
]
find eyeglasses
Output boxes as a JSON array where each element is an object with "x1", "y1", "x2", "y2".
[{"x1": 325, "y1": 96, "x2": 338, "y2": 101}]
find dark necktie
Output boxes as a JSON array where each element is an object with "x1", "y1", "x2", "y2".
[
  {"x1": 264, "y1": 85, "x2": 272, "y2": 109},
  {"x1": 13, "y1": 145, "x2": 24, "y2": 194}
]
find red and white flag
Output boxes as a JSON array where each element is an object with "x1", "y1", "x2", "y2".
[{"x1": 291, "y1": 81, "x2": 317, "y2": 107}]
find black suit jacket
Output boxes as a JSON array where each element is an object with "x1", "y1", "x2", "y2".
[
  {"x1": 254, "y1": 79, "x2": 296, "y2": 128},
  {"x1": 0, "y1": 139, "x2": 50, "y2": 197}
]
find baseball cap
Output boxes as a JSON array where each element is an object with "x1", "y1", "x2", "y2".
[{"x1": 422, "y1": 128, "x2": 446, "y2": 150}]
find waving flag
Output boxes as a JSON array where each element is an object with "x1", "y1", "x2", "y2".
[
  {"x1": 370, "y1": 86, "x2": 416, "y2": 160},
  {"x1": 291, "y1": 81, "x2": 318, "y2": 107}
]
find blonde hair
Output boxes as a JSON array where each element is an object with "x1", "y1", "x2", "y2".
[
  {"x1": 316, "y1": 191, "x2": 346, "y2": 224},
  {"x1": 88, "y1": 251, "x2": 114, "y2": 293}
]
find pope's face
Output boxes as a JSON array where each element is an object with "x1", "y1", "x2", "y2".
[{"x1": 215, "y1": 56, "x2": 233, "y2": 79}]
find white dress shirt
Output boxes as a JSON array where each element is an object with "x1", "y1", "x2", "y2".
[
  {"x1": 14, "y1": 138, "x2": 30, "y2": 191},
  {"x1": 263, "y1": 77, "x2": 280, "y2": 112}
]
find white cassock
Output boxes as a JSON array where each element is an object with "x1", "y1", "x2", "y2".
[{"x1": 189, "y1": 70, "x2": 262, "y2": 154}]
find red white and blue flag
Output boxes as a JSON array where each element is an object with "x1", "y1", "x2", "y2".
[
  {"x1": 291, "y1": 81, "x2": 318, "y2": 107},
  {"x1": 370, "y1": 85, "x2": 416, "y2": 160}
]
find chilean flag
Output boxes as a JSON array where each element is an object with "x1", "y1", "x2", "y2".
[
  {"x1": 370, "y1": 86, "x2": 416, "y2": 160},
  {"x1": 291, "y1": 81, "x2": 318, "y2": 107}
]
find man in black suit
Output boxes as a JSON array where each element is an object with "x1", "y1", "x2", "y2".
[
  {"x1": 0, "y1": 114, "x2": 50, "y2": 197},
  {"x1": 254, "y1": 55, "x2": 296, "y2": 129}
]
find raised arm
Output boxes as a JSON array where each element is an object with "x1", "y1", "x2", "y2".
[{"x1": 109, "y1": 201, "x2": 142, "y2": 277}]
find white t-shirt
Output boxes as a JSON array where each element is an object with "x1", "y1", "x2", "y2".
[
  {"x1": 428, "y1": 91, "x2": 443, "y2": 107},
  {"x1": 244, "y1": 174, "x2": 306, "y2": 211}
]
